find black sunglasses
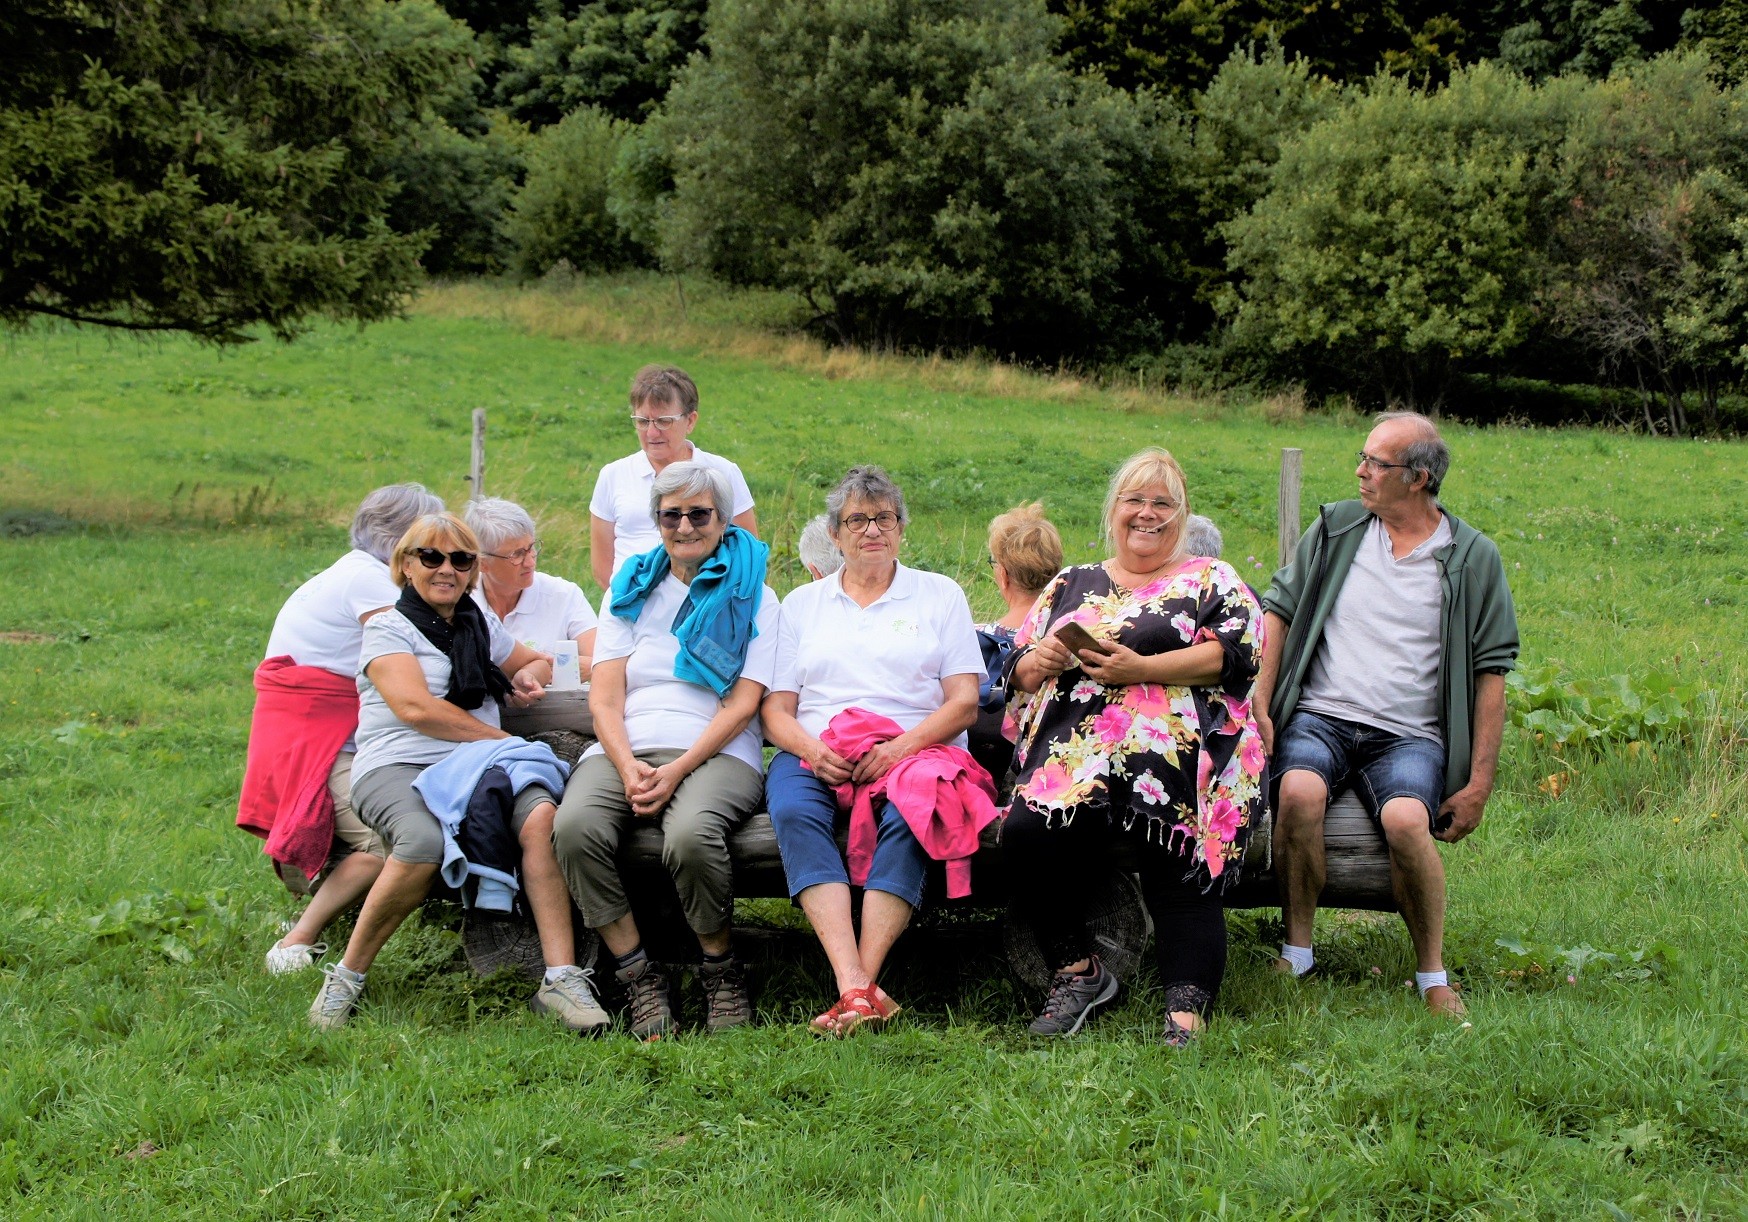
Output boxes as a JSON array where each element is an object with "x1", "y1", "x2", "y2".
[
  {"x1": 657, "y1": 507, "x2": 717, "y2": 529},
  {"x1": 412, "y1": 547, "x2": 477, "y2": 571}
]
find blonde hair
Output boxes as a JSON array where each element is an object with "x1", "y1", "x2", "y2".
[
  {"x1": 988, "y1": 501, "x2": 1063, "y2": 596},
  {"x1": 1102, "y1": 447, "x2": 1190, "y2": 561},
  {"x1": 390, "y1": 512, "x2": 484, "y2": 595}
]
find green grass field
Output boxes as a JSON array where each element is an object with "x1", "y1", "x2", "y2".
[{"x1": 2, "y1": 287, "x2": 1745, "y2": 1218}]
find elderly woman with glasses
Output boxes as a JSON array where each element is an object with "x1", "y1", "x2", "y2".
[
  {"x1": 241, "y1": 483, "x2": 443, "y2": 975},
  {"x1": 761, "y1": 466, "x2": 985, "y2": 1036},
  {"x1": 553, "y1": 463, "x2": 778, "y2": 1038},
  {"x1": 307, "y1": 513, "x2": 610, "y2": 1034},
  {"x1": 464, "y1": 497, "x2": 598, "y2": 740},
  {"x1": 589, "y1": 364, "x2": 758, "y2": 591},
  {"x1": 1002, "y1": 447, "x2": 1266, "y2": 1044}
]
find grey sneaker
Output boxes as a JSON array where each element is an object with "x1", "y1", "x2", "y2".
[
  {"x1": 529, "y1": 966, "x2": 610, "y2": 1035},
  {"x1": 1028, "y1": 956, "x2": 1119, "y2": 1036},
  {"x1": 309, "y1": 964, "x2": 365, "y2": 1030},
  {"x1": 699, "y1": 958, "x2": 753, "y2": 1032},
  {"x1": 616, "y1": 958, "x2": 674, "y2": 1040}
]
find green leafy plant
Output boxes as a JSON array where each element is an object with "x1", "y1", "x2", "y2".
[
  {"x1": 84, "y1": 889, "x2": 243, "y2": 963},
  {"x1": 1507, "y1": 662, "x2": 1715, "y2": 749}
]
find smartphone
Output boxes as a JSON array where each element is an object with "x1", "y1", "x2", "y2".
[{"x1": 1052, "y1": 621, "x2": 1113, "y2": 657}]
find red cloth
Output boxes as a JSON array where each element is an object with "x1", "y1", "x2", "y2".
[
  {"x1": 236, "y1": 656, "x2": 360, "y2": 879},
  {"x1": 817, "y1": 708, "x2": 999, "y2": 899}
]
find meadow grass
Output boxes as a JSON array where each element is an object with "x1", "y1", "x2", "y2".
[{"x1": 0, "y1": 301, "x2": 1744, "y2": 1218}]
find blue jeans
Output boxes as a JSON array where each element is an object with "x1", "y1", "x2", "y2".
[
  {"x1": 1274, "y1": 710, "x2": 1448, "y2": 831},
  {"x1": 765, "y1": 751, "x2": 929, "y2": 908}
]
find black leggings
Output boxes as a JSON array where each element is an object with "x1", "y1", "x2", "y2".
[{"x1": 1004, "y1": 798, "x2": 1228, "y2": 1019}]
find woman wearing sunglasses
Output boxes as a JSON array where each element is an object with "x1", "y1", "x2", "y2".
[
  {"x1": 760, "y1": 466, "x2": 985, "y2": 1036},
  {"x1": 308, "y1": 513, "x2": 609, "y2": 1034},
  {"x1": 553, "y1": 463, "x2": 778, "y2": 1038},
  {"x1": 588, "y1": 364, "x2": 758, "y2": 591}
]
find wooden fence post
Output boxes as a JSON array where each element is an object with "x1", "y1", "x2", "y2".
[
  {"x1": 1276, "y1": 447, "x2": 1303, "y2": 569},
  {"x1": 468, "y1": 409, "x2": 486, "y2": 501}
]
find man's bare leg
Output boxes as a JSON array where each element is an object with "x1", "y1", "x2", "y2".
[
  {"x1": 1379, "y1": 797, "x2": 1463, "y2": 1017},
  {"x1": 1273, "y1": 769, "x2": 1329, "y2": 971}
]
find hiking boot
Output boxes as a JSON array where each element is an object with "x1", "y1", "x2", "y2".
[
  {"x1": 699, "y1": 957, "x2": 754, "y2": 1032},
  {"x1": 616, "y1": 958, "x2": 675, "y2": 1040},
  {"x1": 266, "y1": 940, "x2": 327, "y2": 975},
  {"x1": 1028, "y1": 956, "x2": 1119, "y2": 1037},
  {"x1": 530, "y1": 966, "x2": 611, "y2": 1035},
  {"x1": 308, "y1": 964, "x2": 365, "y2": 1031}
]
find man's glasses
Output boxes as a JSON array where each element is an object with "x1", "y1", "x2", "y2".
[
  {"x1": 631, "y1": 413, "x2": 689, "y2": 431},
  {"x1": 486, "y1": 542, "x2": 540, "y2": 563},
  {"x1": 657, "y1": 507, "x2": 717, "y2": 530},
  {"x1": 840, "y1": 511, "x2": 900, "y2": 533},
  {"x1": 1357, "y1": 451, "x2": 1414, "y2": 472},
  {"x1": 412, "y1": 547, "x2": 477, "y2": 571}
]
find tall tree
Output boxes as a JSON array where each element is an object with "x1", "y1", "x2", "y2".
[{"x1": 1, "y1": 0, "x2": 475, "y2": 343}]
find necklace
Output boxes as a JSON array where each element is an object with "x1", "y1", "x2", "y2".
[{"x1": 1104, "y1": 557, "x2": 1173, "y2": 590}]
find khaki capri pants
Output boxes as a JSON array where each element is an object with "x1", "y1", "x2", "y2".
[
  {"x1": 274, "y1": 752, "x2": 387, "y2": 898},
  {"x1": 552, "y1": 748, "x2": 763, "y2": 937},
  {"x1": 352, "y1": 761, "x2": 555, "y2": 865}
]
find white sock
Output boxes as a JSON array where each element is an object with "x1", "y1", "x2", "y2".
[
  {"x1": 544, "y1": 965, "x2": 577, "y2": 984},
  {"x1": 335, "y1": 963, "x2": 367, "y2": 985},
  {"x1": 1415, "y1": 970, "x2": 1449, "y2": 994},
  {"x1": 1279, "y1": 944, "x2": 1315, "y2": 976}
]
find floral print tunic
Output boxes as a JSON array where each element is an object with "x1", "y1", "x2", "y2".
[{"x1": 1006, "y1": 558, "x2": 1267, "y2": 888}]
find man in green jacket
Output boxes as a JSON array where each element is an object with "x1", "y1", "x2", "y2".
[{"x1": 1254, "y1": 412, "x2": 1519, "y2": 1018}]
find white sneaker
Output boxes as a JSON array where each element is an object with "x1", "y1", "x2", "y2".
[
  {"x1": 529, "y1": 966, "x2": 611, "y2": 1034},
  {"x1": 266, "y1": 941, "x2": 327, "y2": 975},
  {"x1": 309, "y1": 965, "x2": 365, "y2": 1030}
]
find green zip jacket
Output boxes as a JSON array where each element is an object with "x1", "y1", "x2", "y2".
[{"x1": 1261, "y1": 500, "x2": 1520, "y2": 801}]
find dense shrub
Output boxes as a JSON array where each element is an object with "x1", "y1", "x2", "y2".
[
  {"x1": 652, "y1": 0, "x2": 1196, "y2": 358},
  {"x1": 505, "y1": 106, "x2": 637, "y2": 275},
  {"x1": 498, "y1": 0, "x2": 707, "y2": 125}
]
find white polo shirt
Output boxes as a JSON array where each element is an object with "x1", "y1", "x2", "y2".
[
  {"x1": 773, "y1": 563, "x2": 984, "y2": 747},
  {"x1": 264, "y1": 549, "x2": 399, "y2": 677},
  {"x1": 471, "y1": 572, "x2": 598, "y2": 653},
  {"x1": 584, "y1": 575, "x2": 780, "y2": 772},
  {"x1": 589, "y1": 445, "x2": 755, "y2": 576}
]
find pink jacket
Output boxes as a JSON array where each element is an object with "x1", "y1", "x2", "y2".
[
  {"x1": 236, "y1": 656, "x2": 359, "y2": 879},
  {"x1": 818, "y1": 708, "x2": 999, "y2": 899}
]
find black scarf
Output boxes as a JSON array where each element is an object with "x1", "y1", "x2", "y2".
[{"x1": 394, "y1": 585, "x2": 514, "y2": 711}]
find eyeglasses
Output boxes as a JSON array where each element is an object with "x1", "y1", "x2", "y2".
[
  {"x1": 485, "y1": 542, "x2": 540, "y2": 563},
  {"x1": 657, "y1": 507, "x2": 717, "y2": 530},
  {"x1": 1116, "y1": 496, "x2": 1179, "y2": 515},
  {"x1": 985, "y1": 554, "x2": 997, "y2": 568},
  {"x1": 631, "y1": 413, "x2": 690, "y2": 431},
  {"x1": 412, "y1": 547, "x2": 477, "y2": 571},
  {"x1": 839, "y1": 511, "x2": 900, "y2": 534},
  {"x1": 1357, "y1": 451, "x2": 1414, "y2": 472}
]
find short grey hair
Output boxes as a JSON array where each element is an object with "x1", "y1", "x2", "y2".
[
  {"x1": 825, "y1": 465, "x2": 908, "y2": 531},
  {"x1": 1376, "y1": 411, "x2": 1450, "y2": 496},
  {"x1": 462, "y1": 497, "x2": 538, "y2": 555},
  {"x1": 1184, "y1": 513, "x2": 1223, "y2": 559},
  {"x1": 350, "y1": 483, "x2": 444, "y2": 562},
  {"x1": 650, "y1": 461, "x2": 733, "y2": 524},
  {"x1": 798, "y1": 513, "x2": 843, "y2": 576}
]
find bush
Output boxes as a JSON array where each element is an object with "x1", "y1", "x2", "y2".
[
  {"x1": 497, "y1": 0, "x2": 707, "y2": 126},
  {"x1": 651, "y1": 0, "x2": 1197, "y2": 359},
  {"x1": 505, "y1": 106, "x2": 637, "y2": 276}
]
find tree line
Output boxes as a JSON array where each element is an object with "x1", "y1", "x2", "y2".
[{"x1": 7, "y1": 0, "x2": 1748, "y2": 430}]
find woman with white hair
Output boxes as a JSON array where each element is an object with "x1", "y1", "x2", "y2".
[
  {"x1": 554, "y1": 462, "x2": 778, "y2": 1038},
  {"x1": 797, "y1": 513, "x2": 843, "y2": 580},
  {"x1": 464, "y1": 497, "x2": 598, "y2": 739},
  {"x1": 1002, "y1": 448, "x2": 1266, "y2": 1044},
  {"x1": 239, "y1": 482, "x2": 444, "y2": 974}
]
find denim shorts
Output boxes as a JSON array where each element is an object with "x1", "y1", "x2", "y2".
[{"x1": 1274, "y1": 710, "x2": 1447, "y2": 831}]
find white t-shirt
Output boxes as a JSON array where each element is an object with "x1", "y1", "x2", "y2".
[
  {"x1": 772, "y1": 563, "x2": 984, "y2": 747},
  {"x1": 1299, "y1": 515, "x2": 1453, "y2": 744},
  {"x1": 352, "y1": 609, "x2": 516, "y2": 780},
  {"x1": 471, "y1": 572, "x2": 598, "y2": 652},
  {"x1": 589, "y1": 445, "x2": 755, "y2": 576},
  {"x1": 586, "y1": 575, "x2": 779, "y2": 772},
  {"x1": 264, "y1": 549, "x2": 399, "y2": 677}
]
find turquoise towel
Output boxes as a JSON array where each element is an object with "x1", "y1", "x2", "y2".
[{"x1": 610, "y1": 526, "x2": 769, "y2": 697}]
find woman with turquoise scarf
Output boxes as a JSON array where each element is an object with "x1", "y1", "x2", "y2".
[{"x1": 551, "y1": 462, "x2": 778, "y2": 1040}]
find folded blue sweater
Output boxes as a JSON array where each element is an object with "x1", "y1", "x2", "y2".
[{"x1": 413, "y1": 738, "x2": 570, "y2": 911}]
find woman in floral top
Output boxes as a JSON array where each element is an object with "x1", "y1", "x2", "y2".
[{"x1": 1003, "y1": 448, "x2": 1266, "y2": 1044}]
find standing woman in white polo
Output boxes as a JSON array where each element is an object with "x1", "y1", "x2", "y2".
[
  {"x1": 589, "y1": 364, "x2": 758, "y2": 590},
  {"x1": 760, "y1": 466, "x2": 983, "y2": 1036}
]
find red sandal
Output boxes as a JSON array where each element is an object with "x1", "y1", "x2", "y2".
[
  {"x1": 832, "y1": 986, "x2": 901, "y2": 1037},
  {"x1": 810, "y1": 994, "x2": 852, "y2": 1036}
]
